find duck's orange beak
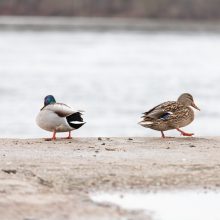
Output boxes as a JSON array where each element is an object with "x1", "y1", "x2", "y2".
[{"x1": 191, "y1": 102, "x2": 200, "y2": 111}]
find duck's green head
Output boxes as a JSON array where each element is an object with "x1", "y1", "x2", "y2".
[{"x1": 44, "y1": 95, "x2": 56, "y2": 106}]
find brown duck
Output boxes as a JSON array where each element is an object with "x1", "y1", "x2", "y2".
[{"x1": 139, "y1": 93, "x2": 200, "y2": 138}]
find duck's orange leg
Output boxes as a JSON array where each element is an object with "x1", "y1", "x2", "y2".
[
  {"x1": 45, "y1": 131, "x2": 56, "y2": 141},
  {"x1": 161, "y1": 131, "x2": 165, "y2": 138},
  {"x1": 60, "y1": 131, "x2": 72, "y2": 139},
  {"x1": 176, "y1": 128, "x2": 194, "y2": 136},
  {"x1": 52, "y1": 131, "x2": 57, "y2": 140},
  {"x1": 66, "y1": 131, "x2": 72, "y2": 139}
]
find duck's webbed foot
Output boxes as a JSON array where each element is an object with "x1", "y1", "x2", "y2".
[{"x1": 176, "y1": 128, "x2": 194, "y2": 136}]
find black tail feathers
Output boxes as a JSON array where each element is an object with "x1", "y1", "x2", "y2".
[{"x1": 66, "y1": 112, "x2": 86, "y2": 129}]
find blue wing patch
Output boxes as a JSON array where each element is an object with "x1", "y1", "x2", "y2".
[{"x1": 160, "y1": 112, "x2": 171, "y2": 120}]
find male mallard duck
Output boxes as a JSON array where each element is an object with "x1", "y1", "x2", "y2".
[
  {"x1": 36, "y1": 95, "x2": 86, "y2": 140},
  {"x1": 139, "y1": 93, "x2": 200, "y2": 138}
]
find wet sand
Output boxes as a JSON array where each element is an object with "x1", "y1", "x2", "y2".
[{"x1": 0, "y1": 137, "x2": 220, "y2": 220}]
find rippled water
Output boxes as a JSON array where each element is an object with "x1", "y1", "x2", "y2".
[{"x1": 0, "y1": 28, "x2": 220, "y2": 138}]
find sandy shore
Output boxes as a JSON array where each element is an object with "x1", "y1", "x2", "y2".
[{"x1": 0, "y1": 137, "x2": 220, "y2": 219}]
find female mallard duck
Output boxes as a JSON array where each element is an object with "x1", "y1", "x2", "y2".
[
  {"x1": 139, "y1": 93, "x2": 200, "y2": 138},
  {"x1": 36, "y1": 95, "x2": 86, "y2": 140}
]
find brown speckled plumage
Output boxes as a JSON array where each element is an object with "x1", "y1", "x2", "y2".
[{"x1": 139, "y1": 93, "x2": 200, "y2": 137}]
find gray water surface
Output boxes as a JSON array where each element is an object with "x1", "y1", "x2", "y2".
[
  {"x1": 0, "y1": 29, "x2": 219, "y2": 137},
  {"x1": 91, "y1": 190, "x2": 220, "y2": 220}
]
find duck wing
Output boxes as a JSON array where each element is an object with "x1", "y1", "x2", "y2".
[
  {"x1": 43, "y1": 103, "x2": 79, "y2": 117},
  {"x1": 142, "y1": 101, "x2": 177, "y2": 120}
]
